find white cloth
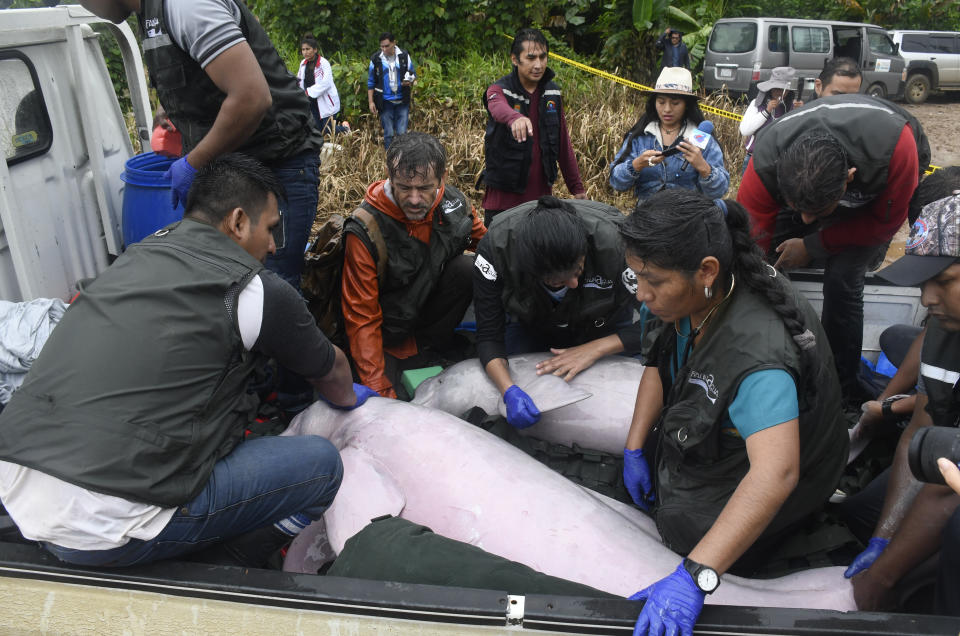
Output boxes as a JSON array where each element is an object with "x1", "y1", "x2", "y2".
[{"x1": 0, "y1": 298, "x2": 67, "y2": 404}]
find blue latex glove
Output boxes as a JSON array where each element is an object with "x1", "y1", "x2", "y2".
[
  {"x1": 503, "y1": 385, "x2": 540, "y2": 429},
  {"x1": 630, "y1": 562, "x2": 705, "y2": 636},
  {"x1": 623, "y1": 447, "x2": 655, "y2": 510},
  {"x1": 321, "y1": 383, "x2": 379, "y2": 411},
  {"x1": 844, "y1": 536, "x2": 889, "y2": 578},
  {"x1": 163, "y1": 155, "x2": 197, "y2": 209}
]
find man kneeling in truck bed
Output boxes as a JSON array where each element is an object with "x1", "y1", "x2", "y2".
[{"x1": 0, "y1": 154, "x2": 376, "y2": 568}]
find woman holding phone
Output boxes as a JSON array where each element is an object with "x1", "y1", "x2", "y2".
[
  {"x1": 609, "y1": 67, "x2": 728, "y2": 205},
  {"x1": 738, "y1": 66, "x2": 801, "y2": 175}
]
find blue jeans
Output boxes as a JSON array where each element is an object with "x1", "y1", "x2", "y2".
[
  {"x1": 44, "y1": 435, "x2": 342, "y2": 567},
  {"x1": 379, "y1": 101, "x2": 409, "y2": 149},
  {"x1": 265, "y1": 151, "x2": 320, "y2": 290}
]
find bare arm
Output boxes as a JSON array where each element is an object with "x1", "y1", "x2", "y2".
[
  {"x1": 308, "y1": 346, "x2": 357, "y2": 407},
  {"x1": 625, "y1": 365, "x2": 664, "y2": 450},
  {"x1": 485, "y1": 357, "x2": 515, "y2": 396},
  {"x1": 853, "y1": 483, "x2": 960, "y2": 610},
  {"x1": 186, "y1": 42, "x2": 271, "y2": 168},
  {"x1": 687, "y1": 419, "x2": 800, "y2": 574},
  {"x1": 873, "y1": 396, "x2": 931, "y2": 538}
]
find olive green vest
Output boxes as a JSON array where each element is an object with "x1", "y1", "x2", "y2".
[
  {"x1": 484, "y1": 200, "x2": 633, "y2": 345},
  {"x1": 920, "y1": 319, "x2": 960, "y2": 428},
  {"x1": 0, "y1": 220, "x2": 264, "y2": 507},
  {"x1": 343, "y1": 185, "x2": 474, "y2": 341},
  {"x1": 652, "y1": 277, "x2": 848, "y2": 555}
]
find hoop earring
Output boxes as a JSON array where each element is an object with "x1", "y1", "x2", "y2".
[{"x1": 704, "y1": 286, "x2": 713, "y2": 299}]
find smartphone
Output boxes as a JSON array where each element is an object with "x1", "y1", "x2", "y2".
[{"x1": 658, "y1": 145, "x2": 682, "y2": 158}]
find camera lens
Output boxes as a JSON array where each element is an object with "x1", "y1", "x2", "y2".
[{"x1": 908, "y1": 426, "x2": 960, "y2": 484}]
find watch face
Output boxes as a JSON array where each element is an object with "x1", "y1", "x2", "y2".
[{"x1": 697, "y1": 568, "x2": 719, "y2": 592}]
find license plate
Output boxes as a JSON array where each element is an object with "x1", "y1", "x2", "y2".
[{"x1": 718, "y1": 68, "x2": 734, "y2": 79}]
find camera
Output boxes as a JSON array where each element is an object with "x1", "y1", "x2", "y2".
[{"x1": 908, "y1": 426, "x2": 960, "y2": 484}]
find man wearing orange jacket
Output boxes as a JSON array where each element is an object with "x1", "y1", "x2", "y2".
[{"x1": 341, "y1": 133, "x2": 486, "y2": 398}]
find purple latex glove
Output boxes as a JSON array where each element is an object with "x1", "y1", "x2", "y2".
[
  {"x1": 321, "y1": 383, "x2": 379, "y2": 411},
  {"x1": 623, "y1": 447, "x2": 655, "y2": 510},
  {"x1": 503, "y1": 385, "x2": 540, "y2": 429},
  {"x1": 844, "y1": 536, "x2": 889, "y2": 578},
  {"x1": 163, "y1": 155, "x2": 197, "y2": 209},
  {"x1": 630, "y1": 562, "x2": 706, "y2": 636}
]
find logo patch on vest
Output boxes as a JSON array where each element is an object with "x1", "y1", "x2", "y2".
[
  {"x1": 583, "y1": 274, "x2": 613, "y2": 290},
  {"x1": 545, "y1": 100, "x2": 557, "y2": 113},
  {"x1": 513, "y1": 104, "x2": 522, "y2": 112},
  {"x1": 687, "y1": 370, "x2": 719, "y2": 404},
  {"x1": 475, "y1": 254, "x2": 497, "y2": 281},
  {"x1": 442, "y1": 198, "x2": 464, "y2": 215},
  {"x1": 621, "y1": 268, "x2": 638, "y2": 295},
  {"x1": 144, "y1": 17, "x2": 162, "y2": 38}
]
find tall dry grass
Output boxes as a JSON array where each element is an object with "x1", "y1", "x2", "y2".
[{"x1": 313, "y1": 73, "x2": 747, "y2": 235}]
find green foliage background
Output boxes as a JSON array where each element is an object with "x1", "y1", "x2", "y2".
[{"x1": 4, "y1": 0, "x2": 958, "y2": 121}]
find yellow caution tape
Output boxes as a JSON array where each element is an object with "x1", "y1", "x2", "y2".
[{"x1": 525, "y1": 39, "x2": 942, "y2": 174}]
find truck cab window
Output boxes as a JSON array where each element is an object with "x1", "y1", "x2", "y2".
[{"x1": 0, "y1": 55, "x2": 52, "y2": 165}]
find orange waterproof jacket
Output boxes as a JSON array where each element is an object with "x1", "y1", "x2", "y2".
[{"x1": 341, "y1": 180, "x2": 486, "y2": 397}]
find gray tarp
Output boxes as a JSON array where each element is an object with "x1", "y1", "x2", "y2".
[{"x1": 0, "y1": 298, "x2": 66, "y2": 404}]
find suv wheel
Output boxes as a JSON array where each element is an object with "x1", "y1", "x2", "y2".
[
  {"x1": 905, "y1": 74, "x2": 930, "y2": 105},
  {"x1": 866, "y1": 83, "x2": 887, "y2": 98}
]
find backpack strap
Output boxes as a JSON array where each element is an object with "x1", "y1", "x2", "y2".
[{"x1": 351, "y1": 207, "x2": 388, "y2": 283}]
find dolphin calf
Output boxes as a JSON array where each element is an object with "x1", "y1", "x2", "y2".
[
  {"x1": 282, "y1": 398, "x2": 855, "y2": 611},
  {"x1": 412, "y1": 353, "x2": 643, "y2": 455}
]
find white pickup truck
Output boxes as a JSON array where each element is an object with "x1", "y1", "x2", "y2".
[{"x1": 0, "y1": 6, "x2": 945, "y2": 634}]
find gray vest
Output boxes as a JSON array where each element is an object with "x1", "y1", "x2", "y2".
[
  {"x1": 0, "y1": 220, "x2": 264, "y2": 507},
  {"x1": 344, "y1": 185, "x2": 473, "y2": 341},
  {"x1": 652, "y1": 278, "x2": 848, "y2": 555},
  {"x1": 921, "y1": 319, "x2": 960, "y2": 428},
  {"x1": 139, "y1": 0, "x2": 322, "y2": 163}
]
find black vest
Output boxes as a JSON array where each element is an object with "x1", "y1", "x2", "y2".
[
  {"x1": 751, "y1": 94, "x2": 927, "y2": 213},
  {"x1": 0, "y1": 220, "x2": 264, "y2": 507},
  {"x1": 370, "y1": 50, "x2": 411, "y2": 109},
  {"x1": 481, "y1": 200, "x2": 634, "y2": 345},
  {"x1": 921, "y1": 319, "x2": 960, "y2": 428},
  {"x1": 139, "y1": 0, "x2": 322, "y2": 163},
  {"x1": 482, "y1": 68, "x2": 563, "y2": 193},
  {"x1": 344, "y1": 185, "x2": 473, "y2": 341},
  {"x1": 651, "y1": 278, "x2": 848, "y2": 555}
]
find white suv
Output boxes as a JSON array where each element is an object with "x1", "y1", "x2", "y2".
[{"x1": 890, "y1": 30, "x2": 960, "y2": 104}]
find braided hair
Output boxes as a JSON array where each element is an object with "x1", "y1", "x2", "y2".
[
  {"x1": 620, "y1": 189, "x2": 818, "y2": 398},
  {"x1": 776, "y1": 129, "x2": 848, "y2": 214}
]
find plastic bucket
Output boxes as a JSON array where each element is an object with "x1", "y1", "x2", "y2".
[{"x1": 120, "y1": 152, "x2": 184, "y2": 248}]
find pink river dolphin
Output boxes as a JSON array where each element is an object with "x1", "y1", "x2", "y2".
[
  {"x1": 412, "y1": 353, "x2": 643, "y2": 455},
  {"x1": 281, "y1": 398, "x2": 855, "y2": 611}
]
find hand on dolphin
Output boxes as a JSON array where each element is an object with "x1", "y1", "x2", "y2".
[
  {"x1": 630, "y1": 562, "x2": 705, "y2": 636},
  {"x1": 320, "y1": 383, "x2": 379, "y2": 411},
  {"x1": 503, "y1": 385, "x2": 541, "y2": 429},
  {"x1": 843, "y1": 536, "x2": 889, "y2": 578},
  {"x1": 623, "y1": 448, "x2": 655, "y2": 510},
  {"x1": 536, "y1": 342, "x2": 604, "y2": 381}
]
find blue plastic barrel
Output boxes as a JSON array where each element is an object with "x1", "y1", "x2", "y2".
[{"x1": 120, "y1": 152, "x2": 184, "y2": 248}]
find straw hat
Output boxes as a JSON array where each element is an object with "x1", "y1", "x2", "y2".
[
  {"x1": 652, "y1": 67, "x2": 697, "y2": 97},
  {"x1": 757, "y1": 66, "x2": 796, "y2": 92}
]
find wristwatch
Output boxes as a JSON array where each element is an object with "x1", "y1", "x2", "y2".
[
  {"x1": 682, "y1": 558, "x2": 720, "y2": 594},
  {"x1": 881, "y1": 394, "x2": 910, "y2": 421}
]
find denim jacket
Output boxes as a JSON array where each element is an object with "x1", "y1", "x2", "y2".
[{"x1": 609, "y1": 121, "x2": 729, "y2": 205}]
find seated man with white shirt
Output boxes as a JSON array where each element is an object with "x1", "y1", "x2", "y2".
[{"x1": 0, "y1": 154, "x2": 375, "y2": 568}]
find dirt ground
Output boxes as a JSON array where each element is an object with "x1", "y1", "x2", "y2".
[{"x1": 880, "y1": 91, "x2": 960, "y2": 264}]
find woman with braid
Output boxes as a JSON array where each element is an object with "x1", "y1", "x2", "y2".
[{"x1": 618, "y1": 189, "x2": 848, "y2": 636}]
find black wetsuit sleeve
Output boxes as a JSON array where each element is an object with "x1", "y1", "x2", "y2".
[
  {"x1": 474, "y1": 238, "x2": 508, "y2": 367},
  {"x1": 254, "y1": 271, "x2": 336, "y2": 379}
]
